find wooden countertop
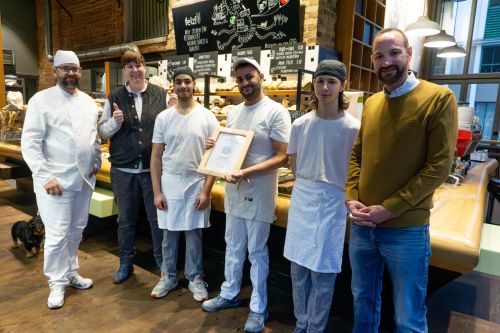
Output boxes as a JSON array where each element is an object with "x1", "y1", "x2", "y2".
[
  {"x1": 1, "y1": 142, "x2": 496, "y2": 273},
  {"x1": 428, "y1": 159, "x2": 497, "y2": 272},
  {"x1": 211, "y1": 159, "x2": 498, "y2": 273}
]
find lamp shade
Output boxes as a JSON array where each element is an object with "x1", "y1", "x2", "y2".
[
  {"x1": 437, "y1": 45, "x2": 466, "y2": 58},
  {"x1": 405, "y1": 16, "x2": 441, "y2": 37},
  {"x1": 424, "y1": 30, "x2": 457, "y2": 48}
]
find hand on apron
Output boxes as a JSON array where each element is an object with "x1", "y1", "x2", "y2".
[
  {"x1": 154, "y1": 192, "x2": 168, "y2": 210},
  {"x1": 195, "y1": 191, "x2": 210, "y2": 210}
]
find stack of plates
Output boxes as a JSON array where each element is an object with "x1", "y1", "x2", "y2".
[{"x1": 458, "y1": 107, "x2": 475, "y2": 130}]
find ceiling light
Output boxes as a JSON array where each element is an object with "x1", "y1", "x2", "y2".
[
  {"x1": 405, "y1": 16, "x2": 441, "y2": 37},
  {"x1": 437, "y1": 45, "x2": 466, "y2": 58},
  {"x1": 424, "y1": 30, "x2": 457, "y2": 48}
]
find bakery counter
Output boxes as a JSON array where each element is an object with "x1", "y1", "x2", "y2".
[
  {"x1": 428, "y1": 158, "x2": 497, "y2": 273},
  {"x1": 211, "y1": 159, "x2": 498, "y2": 274},
  {"x1": 2, "y1": 140, "x2": 496, "y2": 274},
  {"x1": 0, "y1": 142, "x2": 23, "y2": 161}
]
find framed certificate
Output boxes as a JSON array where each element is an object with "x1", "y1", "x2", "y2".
[{"x1": 197, "y1": 127, "x2": 254, "y2": 177}]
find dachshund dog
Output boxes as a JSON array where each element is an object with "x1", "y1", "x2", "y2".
[{"x1": 11, "y1": 213, "x2": 45, "y2": 257}]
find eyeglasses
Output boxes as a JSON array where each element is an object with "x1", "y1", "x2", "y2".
[{"x1": 56, "y1": 66, "x2": 82, "y2": 73}]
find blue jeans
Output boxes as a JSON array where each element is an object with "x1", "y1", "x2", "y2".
[
  {"x1": 162, "y1": 228, "x2": 203, "y2": 281},
  {"x1": 291, "y1": 261, "x2": 336, "y2": 333},
  {"x1": 349, "y1": 222, "x2": 431, "y2": 333},
  {"x1": 110, "y1": 168, "x2": 163, "y2": 267}
]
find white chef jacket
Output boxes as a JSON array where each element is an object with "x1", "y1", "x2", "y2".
[
  {"x1": 224, "y1": 96, "x2": 291, "y2": 223},
  {"x1": 21, "y1": 86, "x2": 101, "y2": 190}
]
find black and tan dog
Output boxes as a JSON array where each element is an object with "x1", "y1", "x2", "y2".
[{"x1": 11, "y1": 213, "x2": 45, "y2": 257}]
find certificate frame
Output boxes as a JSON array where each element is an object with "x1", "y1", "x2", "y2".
[{"x1": 197, "y1": 127, "x2": 254, "y2": 177}]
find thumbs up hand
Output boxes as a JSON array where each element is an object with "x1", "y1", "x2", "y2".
[{"x1": 112, "y1": 103, "x2": 124, "y2": 125}]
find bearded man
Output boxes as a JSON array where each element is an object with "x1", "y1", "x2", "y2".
[
  {"x1": 22, "y1": 50, "x2": 101, "y2": 309},
  {"x1": 346, "y1": 28, "x2": 458, "y2": 333}
]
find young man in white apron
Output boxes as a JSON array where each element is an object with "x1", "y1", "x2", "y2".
[
  {"x1": 284, "y1": 60, "x2": 360, "y2": 333},
  {"x1": 202, "y1": 58, "x2": 291, "y2": 333},
  {"x1": 150, "y1": 67, "x2": 218, "y2": 301}
]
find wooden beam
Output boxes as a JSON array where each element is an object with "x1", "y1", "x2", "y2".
[
  {"x1": 104, "y1": 61, "x2": 111, "y2": 96},
  {"x1": 0, "y1": 13, "x2": 6, "y2": 107}
]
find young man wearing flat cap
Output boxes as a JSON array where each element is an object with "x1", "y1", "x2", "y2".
[
  {"x1": 98, "y1": 50, "x2": 173, "y2": 283},
  {"x1": 202, "y1": 58, "x2": 291, "y2": 333},
  {"x1": 149, "y1": 67, "x2": 218, "y2": 301},
  {"x1": 284, "y1": 59, "x2": 360, "y2": 333},
  {"x1": 21, "y1": 50, "x2": 101, "y2": 309}
]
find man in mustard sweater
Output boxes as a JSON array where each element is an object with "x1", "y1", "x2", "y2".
[{"x1": 346, "y1": 28, "x2": 458, "y2": 333}]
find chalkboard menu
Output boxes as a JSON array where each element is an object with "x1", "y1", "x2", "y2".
[
  {"x1": 163, "y1": 55, "x2": 189, "y2": 81},
  {"x1": 193, "y1": 51, "x2": 218, "y2": 77},
  {"x1": 290, "y1": 109, "x2": 305, "y2": 122},
  {"x1": 172, "y1": 0, "x2": 300, "y2": 55},
  {"x1": 231, "y1": 47, "x2": 261, "y2": 63},
  {"x1": 269, "y1": 43, "x2": 306, "y2": 74}
]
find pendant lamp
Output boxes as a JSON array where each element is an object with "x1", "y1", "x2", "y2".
[
  {"x1": 405, "y1": 16, "x2": 441, "y2": 37},
  {"x1": 436, "y1": 45, "x2": 466, "y2": 58},
  {"x1": 424, "y1": 30, "x2": 457, "y2": 48}
]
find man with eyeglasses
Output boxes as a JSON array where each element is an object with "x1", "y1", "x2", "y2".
[
  {"x1": 21, "y1": 50, "x2": 101, "y2": 309},
  {"x1": 98, "y1": 50, "x2": 174, "y2": 283}
]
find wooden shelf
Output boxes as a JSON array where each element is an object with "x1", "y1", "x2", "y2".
[{"x1": 214, "y1": 90, "x2": 300, "y2": 97}]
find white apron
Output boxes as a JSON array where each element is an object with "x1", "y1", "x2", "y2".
[
  {"x1": 283, "y1": 178, "x2": 348, "y2": 273},
  {"x1": 157, "y1": 171, "x2": 210, "y2": 231}
]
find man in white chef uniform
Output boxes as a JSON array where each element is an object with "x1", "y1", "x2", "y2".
[
  {"x1": 202, "y1": 58, "x2": 291, "y2": 333},
  {"x1": 150, "y1": 67, "x2": 218, "y2": 301},
  {"x1": 21, "y1": 50, "x2": 101, "y2": 309}
]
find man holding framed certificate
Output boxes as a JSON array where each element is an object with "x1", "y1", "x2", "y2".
[{"x1": 202, "y1": 58, "x2": 291, "y2": 333}]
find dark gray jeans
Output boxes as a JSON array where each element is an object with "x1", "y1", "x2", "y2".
[
  {"x1": 110, "y1": 167, "x2": 163, "y2": 267},
  {"x1": 291, "y1": 261, "x2": 337, "y2": 333}
]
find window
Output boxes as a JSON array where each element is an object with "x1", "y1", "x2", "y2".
[
  {"x1": 125, "y1": 0, "x2": 169, "y2": 42},
  {"x1": 427, "y1": 0, "x2": 500, "y2": 141},
  {"x1": 480, "y1": 46, "x2": 500, "y2": 73}
]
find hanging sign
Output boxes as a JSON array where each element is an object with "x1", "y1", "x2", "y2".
[
  {"x1": 269, "y1": 43, "x2": 306, "y2": 74},
  {"x1": 173, "y1": 0, "x2": 300, "y2": 55},
  {"x1": 231, "y1": 47, "x2": 261, "y2": 64},
  {"x1": 193, "y1": 51, "x2": 219, "y2": 77},
  {"x1": 163, "y1": 54, "x2": 190, "y2": 81}
]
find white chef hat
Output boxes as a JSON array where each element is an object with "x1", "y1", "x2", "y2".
[{"x1": 53, "y1": 50, "x2": 80, "y2": 67}]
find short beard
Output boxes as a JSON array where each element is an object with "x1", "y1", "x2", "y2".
[
  {"x1": 240, "y1": 84, "x2": 260, "y2": 100},
  {"x1": 377, "y1": 65, "x2": 405, "y2": 86},
  {"x1": 58, "y1": 76, "x2": 79, "y2": 90}
]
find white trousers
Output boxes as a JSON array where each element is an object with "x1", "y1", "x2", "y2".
[
  {"x1": 35, "y1": 182, "x2": 93, "y2": 287},
  {"x1": 220, "y1": 214, "x2": 271, "y2": 313}
]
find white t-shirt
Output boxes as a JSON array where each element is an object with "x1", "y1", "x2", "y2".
[
  {"x1": 287, "y1": 111, "x2": 360, "y2": 188},
  {"x1": 152, "y1": 104, "x2": 218, "y2": 175},
  {"x1": 224, "y1": 96, "x2": 291, "y2": 222}
]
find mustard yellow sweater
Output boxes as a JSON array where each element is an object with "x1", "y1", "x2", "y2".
[{"x1": 346, "y1": 80, "x2": 458, "y2": 227}]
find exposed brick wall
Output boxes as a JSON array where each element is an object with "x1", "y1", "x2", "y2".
[
  {"x1": 35, "y1": 0, "x2": 123, "y2": 90},
  {"x1": 35, "y1": 0, "x2": 337, "y2": 90}
]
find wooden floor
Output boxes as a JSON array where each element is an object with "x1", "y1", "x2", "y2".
[
  {"x1": 2, "y1": 179, "x2": 500, "y2": 333},
  {"x1": 0, "y1": 181, "x2": 294, "y2": 333}
]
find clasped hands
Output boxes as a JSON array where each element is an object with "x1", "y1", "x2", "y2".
[{"x1": 347, "y1": 200, "x2": 394, "y2": 227}]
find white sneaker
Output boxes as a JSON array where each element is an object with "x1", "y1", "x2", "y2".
[
  {"x1": 188, "y1": 275, "x2": 208, "y2": 302},
  {"x1": 151, "y1": 276, "x2": 178, "y2": 299},
  {"x1": 67, "y1": 272, "x2": 93, "y2": 289},
  {"x1": 47, "y1": 286, "x2": 65, "y2": 309}
]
